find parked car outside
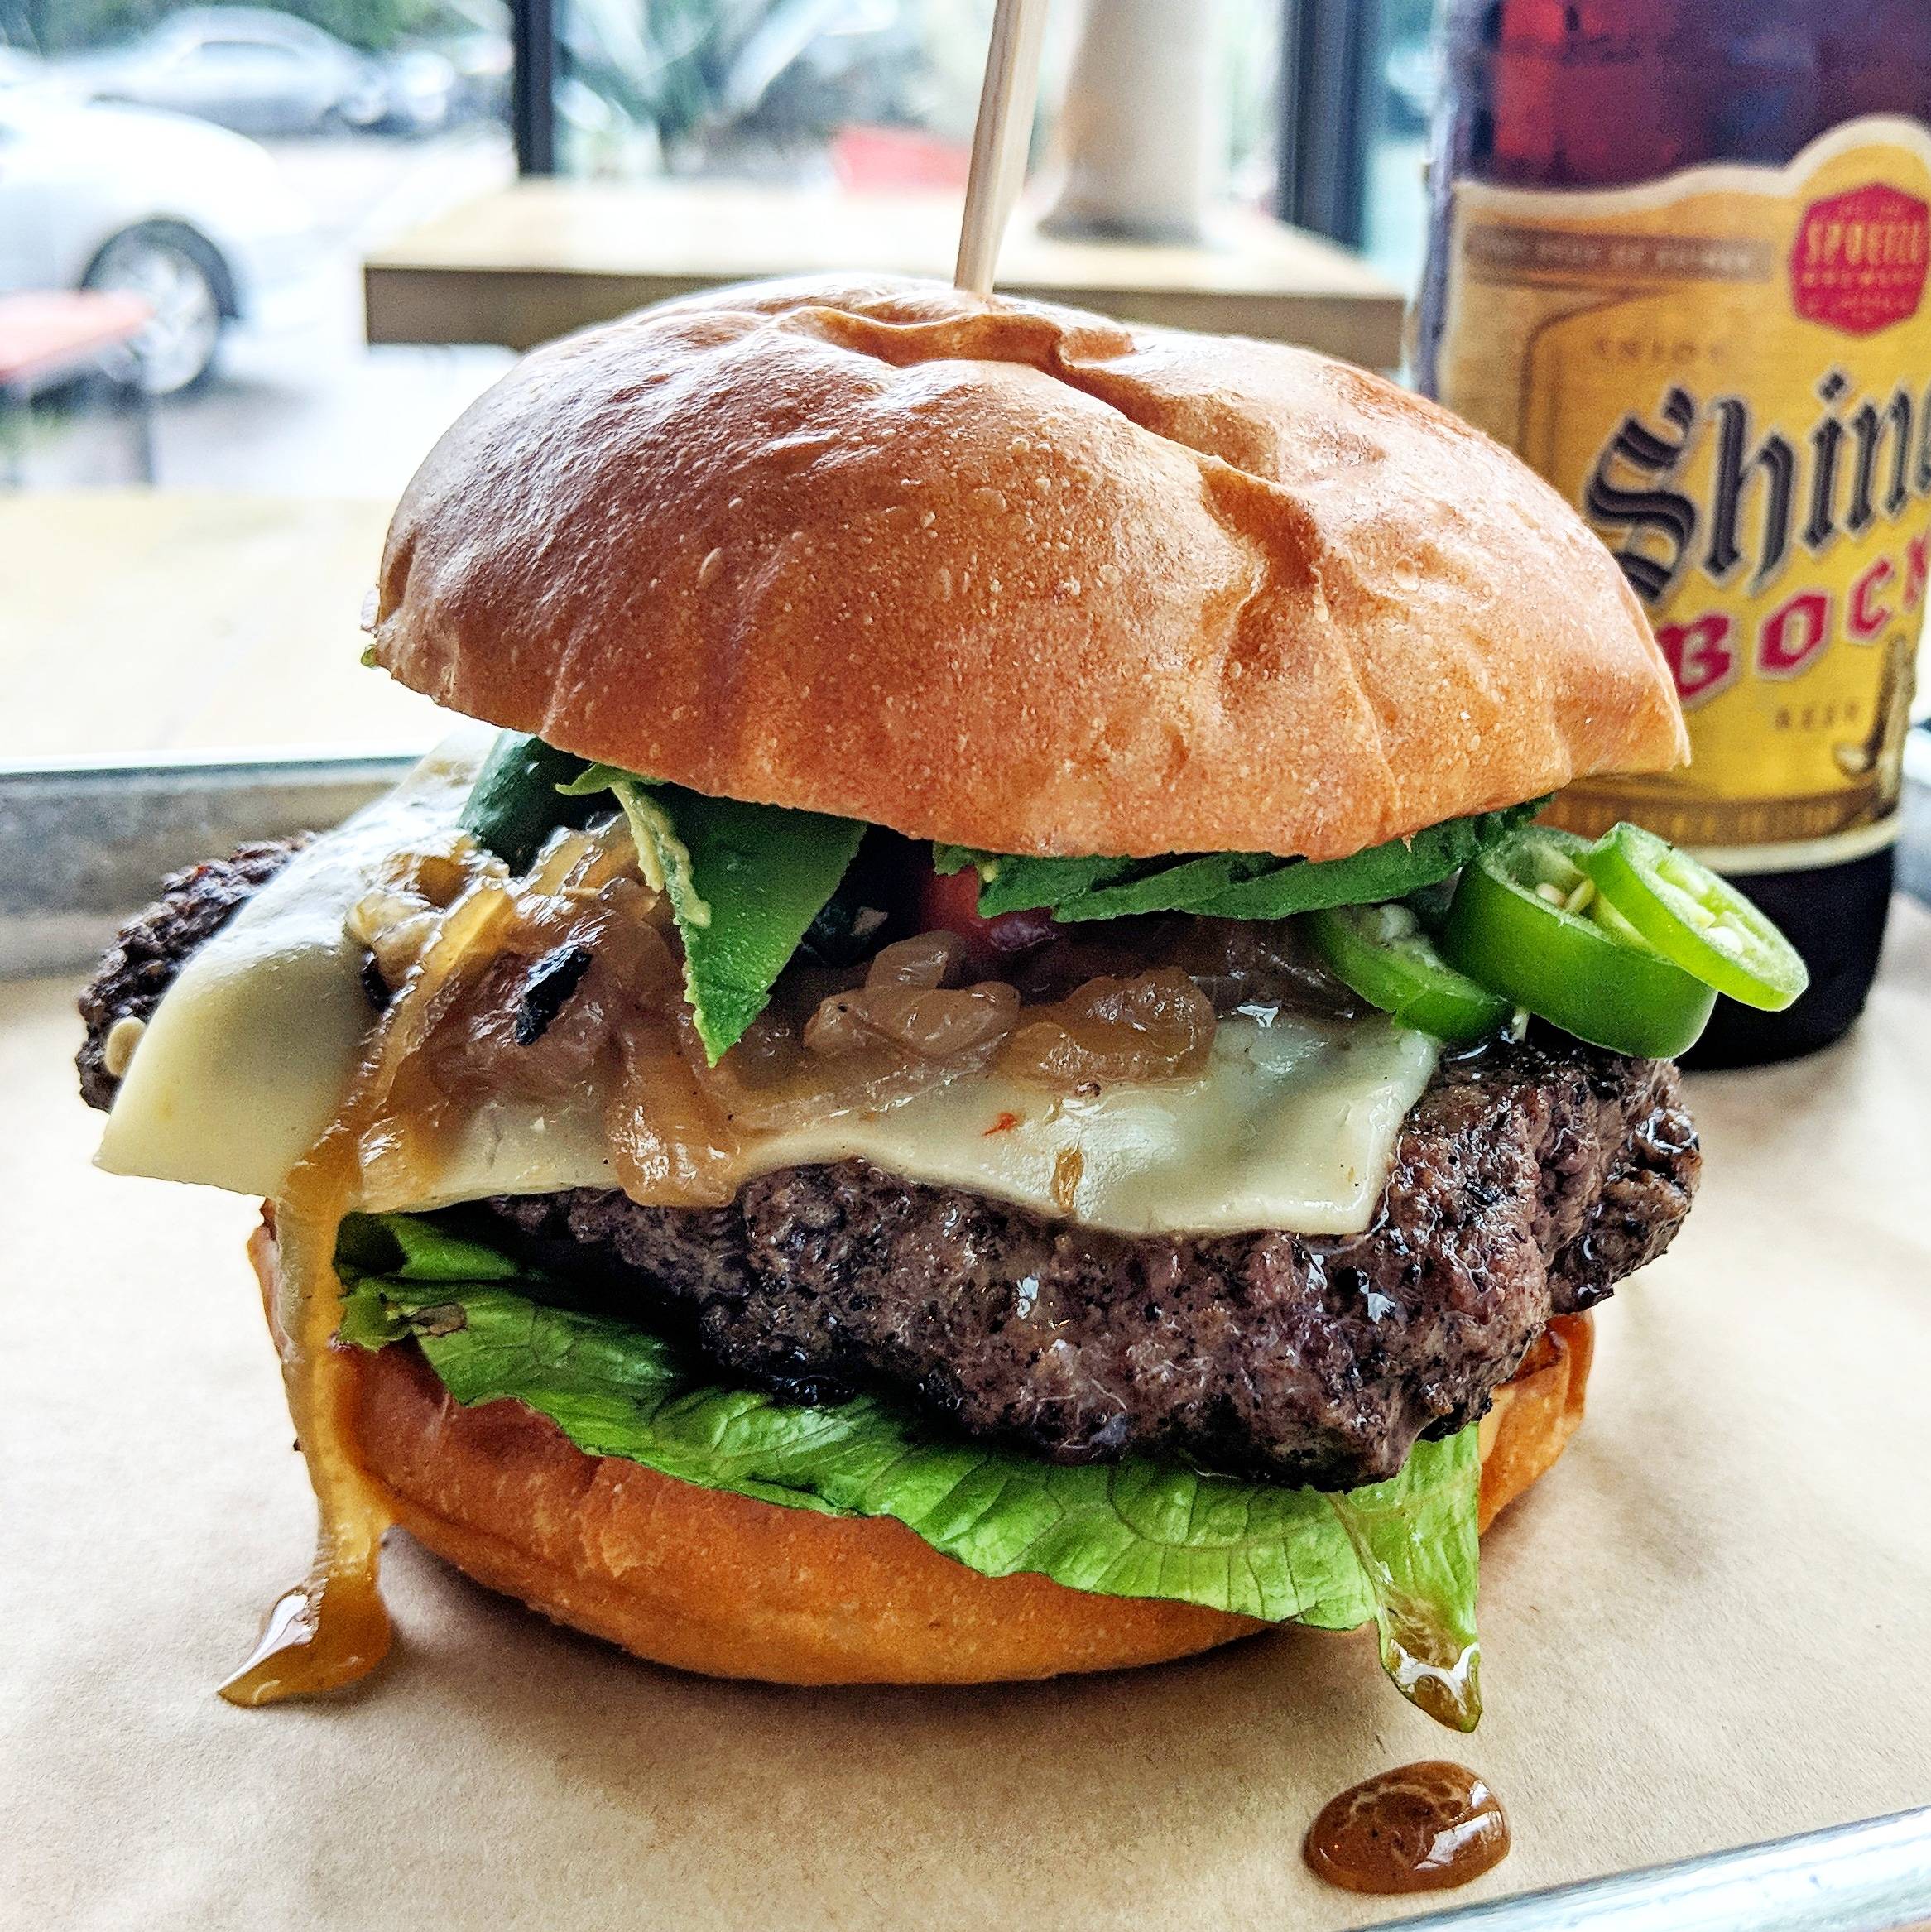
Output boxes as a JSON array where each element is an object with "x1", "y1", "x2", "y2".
[
  {"x1": 0, "y1": 77, "x2": 319, "y2": 393},
  {"x1": 55, "y1": 8, "x2": 454, "y2": 139},
  {"x1": 414, "y1": 0, "x2": 512, "y2": 124}
]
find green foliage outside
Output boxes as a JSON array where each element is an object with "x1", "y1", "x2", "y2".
[{"x1": 7, "y1": 0, "x2": 468, "y2": 55}]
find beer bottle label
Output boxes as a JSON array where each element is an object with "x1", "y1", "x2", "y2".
[{"x1": 1435, "y1": 116, "x2": 1931, "y2": 868}]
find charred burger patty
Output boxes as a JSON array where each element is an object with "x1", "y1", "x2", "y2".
[{"x1": 78, "y1": 842, "x2": 1698, "y2": 1492}]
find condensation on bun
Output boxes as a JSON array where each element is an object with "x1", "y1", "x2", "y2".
[{"x1": 370, "y1": 276, "x2": 1685, "y2": 863}]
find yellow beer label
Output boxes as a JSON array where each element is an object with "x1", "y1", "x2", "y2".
[{"x1": 1436, "y1": 117, "x2": 1931, "y2": 863}]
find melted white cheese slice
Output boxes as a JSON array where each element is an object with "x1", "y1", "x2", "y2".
[
  {"x1": 97, "y1": 737, "x2": 1439, "y2": 1236},
  {"x1": 96, "y1": 730, "x2": 494, "y2": 1197},
  {"x1": 392, "y1": 1014, "x2": 1439, "y2": 1234}
]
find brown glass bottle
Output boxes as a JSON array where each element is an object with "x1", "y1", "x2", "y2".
[{"x1": 1418, "y1": 0, "x2": 1931, "y2": 1066}]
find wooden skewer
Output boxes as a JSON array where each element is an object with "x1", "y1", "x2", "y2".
[{"x1": 954, "y1": 0, "x2": 1052, "y2": 296}]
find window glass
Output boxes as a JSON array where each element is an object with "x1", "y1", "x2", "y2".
[
  {"x1": 554, "y1": 0, "x2": 1278, "y2": 207},
  {"x1": 0, "y1": 1, "x2": 514, "y2": 761},
  {"x1": 1, "y1": 0, "x2": 1287, "y2": 769}
]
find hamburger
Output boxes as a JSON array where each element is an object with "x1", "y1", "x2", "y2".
[{"x1": 78, "y1": 277, "x2": 1803, "y2": 1726}]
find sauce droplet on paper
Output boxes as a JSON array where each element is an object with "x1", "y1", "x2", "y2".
[
  {"x1": 1303, "y1": 1761, "x2": 1510, "y2": 1895},
  {"x1": 220, "y1": 1559, "x2": 391, "y2": 1705}
]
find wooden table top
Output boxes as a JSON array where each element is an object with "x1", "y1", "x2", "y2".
[{"x1": 363, "y1": 180, "x2": 1407, "y2": 365}]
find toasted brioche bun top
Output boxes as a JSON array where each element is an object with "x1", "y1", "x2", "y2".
[{"x1": 371, "y1": 276, "x2": 1685, "y2": 862}]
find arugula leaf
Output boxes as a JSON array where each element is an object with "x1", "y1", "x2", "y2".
[
  {"x1": 562, "y1": 767, "x2": 864, "y2": 1063},
  {"x1": 339, "y1": 1213, "x2": 1484, "y2": 1723},
  {"x1": 933, "y1": 844, "x2": 1141, "y2": 916},
  {"x1": 939, "y1": 801, "x2": 1547, "y2": 925}
]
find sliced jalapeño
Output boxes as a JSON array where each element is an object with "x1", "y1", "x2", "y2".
[
  {"x1": 1577, "y1": 822, "x2": 1809, "y2": 1012},
  {"x1": 1439, "y1": 828, "x2": 1717, "y2": 1058},
  {"x1": 1305, "y1": 902, "x2": 1513, "y2": 1043}
]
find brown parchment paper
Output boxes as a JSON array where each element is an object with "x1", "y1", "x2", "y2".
[{"x1": 5, "y1": 902, "x2": 1929, "y2": 1932}]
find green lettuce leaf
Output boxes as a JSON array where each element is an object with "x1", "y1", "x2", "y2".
[
  {"x1": 937, "y1": 801, "x2": 1548, "y2": 924},
  {"x1": 560, "y1": 767, "x2": 864, "y2": 1063},
  {"x1": 338, "y1": 1213, "x2": 1483, "y2": 1723}
]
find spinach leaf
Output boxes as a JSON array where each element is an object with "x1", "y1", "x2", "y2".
[{"x1": 939, "y1": 801, "x2": 1547, "y2": 924}]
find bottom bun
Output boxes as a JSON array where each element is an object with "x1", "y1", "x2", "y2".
[{"x1": 251, "y1": 1224, "x2": 1592, "y2": 1686}]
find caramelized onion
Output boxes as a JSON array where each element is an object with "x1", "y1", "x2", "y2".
[
  {"x1": 999, "y1": 967, "x2": 1217, "y2": 1088},
  {"x1": 805, "y1": 979, "x2": 1019, "y2": 1062},
  {"x1": 863, "y1": 931, "x2": 970, "y2": 989},
  {"x1": 348, "y1": 900, "x2": 438, "y2": 991},
  {"x1": 689, "y1": 1009, "x2": 985, "y2": 1135},
  {"x1": 607, "y1": 1024, "x2": 742, "y2": 1205},
  {"x1": 353, "y1": 881, "x2": 520, "y2": 1193},
  {"x1": 526, "y1": 816, "x2": 641, "y2": 900},
  {"x1": 670, "y1": 925, "x2": 1021, "y2": 1133},
  {"x1": 347, "y1": 831, "x2": 503, "y2": 991},
  {"x1": 411, "y1": 847, "x2": 472, "y2": 909},
  {"x1": 447, "y1": 891, "x2": 680, "y2": 1109},
  {"x1": 331, "y1": 816, "x2": 1292, "y2": 1220},
  {"x1": 1165, "y1": 917, "x2": 1358, "y2": 1017}
]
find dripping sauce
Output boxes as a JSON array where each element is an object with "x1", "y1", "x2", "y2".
[
  {"x1": 218, "y1": 1121, "x2": 394, "y2": 1703},
  {"x1": 219, "y1": 873, "x2": 527, "y2": 1704}
]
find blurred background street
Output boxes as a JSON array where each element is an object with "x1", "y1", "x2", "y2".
[
  {"x1": 3, "y1": 0, "x2": 1382, "y2": 496},
  {"x1": 0, "y1": 0, "x2": 1443, "y2": 763},
  {"x1": 10, "y1": 124, "x2": 515, "y2": 493}
]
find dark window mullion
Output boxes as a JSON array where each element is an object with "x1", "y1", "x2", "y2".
[
  {"x1": 1277, "y1": 0, "x2": 1381, "y2": 247},
  {"x1": 512, "y1": 0, "x2": 558, "y2": 177}
]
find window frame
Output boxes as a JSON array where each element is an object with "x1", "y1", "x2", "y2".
[
  {"x1": 1274, "y1": 0, "x2": 1386, "y2": 250},
  {"x1": 511, "y1": 0, "x2": 558, "y2": 175}
]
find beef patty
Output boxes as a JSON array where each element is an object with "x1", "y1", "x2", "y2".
[
  {"x1": 480, "y1": 1041, "x2": 1693, "y2": 1488},
  {"x1": 79, "y1": 839, "x2": 1699, "y2": 1490},
  {"x1": 75, "y1": 839, "x2": 310, "y2": 1112}
]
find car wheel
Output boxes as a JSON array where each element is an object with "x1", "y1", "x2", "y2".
[{"x1": 82, "y1": 227, "x2": 227, "y2": 398}]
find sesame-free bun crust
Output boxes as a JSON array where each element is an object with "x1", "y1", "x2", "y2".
[
  {"x1": 371, "y1": 276, "x2": 1684, "y2": 863},
  {"x1": 252, "y1": 1228, "x2": 1592, "y2": 1685}
]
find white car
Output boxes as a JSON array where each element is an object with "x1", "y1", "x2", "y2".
[
  {"x1": 0, "y1": 77, "x2": 319, "y2": 394},
  {"x1": 59, "y1": 9, "x2": 455, "y2": 139}
]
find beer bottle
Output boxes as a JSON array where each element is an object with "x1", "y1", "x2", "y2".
[{"x1": 1416, "y1": 0, "x2": 1930, "y2": 1065}]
